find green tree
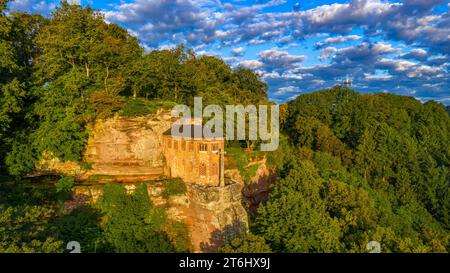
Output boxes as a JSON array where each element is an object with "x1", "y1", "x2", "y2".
[
  {"x1": 219, "y1": 232, "x2": 272, "y2": 253},
  {"x1": 0, "y1": 2, "x2": 44, "y2": 171},
  {"x1": 97, "y1": 183, "x2": 174, "y2": 253},
  {"x1": 255, "y1": 160, "x2": 343, "y2": 252},
  {"x1": 0, "y1": 205, "x2": 64, "y2": 253}
]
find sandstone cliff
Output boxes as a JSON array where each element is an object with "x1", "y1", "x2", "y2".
[
  {"x1": 242, "y1": 160, "x2": 277, "y2": 214},
  {"x1": 72, "y1": 181, "x2": 247, "y2": 252},
  {"x1": 46, "y1": 110, "x2": 250, "y2": 253},
  {"x1": 83, "y1": 110, "x2": 174, "y2": 178},
  {"x1": 35, "y1": 110, "x2": 175, "y2": 179}
]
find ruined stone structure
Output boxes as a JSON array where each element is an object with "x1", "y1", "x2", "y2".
[
  {"x1": 162, "y1": 124, "x2": 225, "y2": 187},
  {"x1": 80, "y1": 111, "x2": 226, "y2": 188}
]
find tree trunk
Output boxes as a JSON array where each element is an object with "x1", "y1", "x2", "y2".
[
  {"x1": 85, "y1": 62, "x2": 90, "y2": 78},
  {"x1": 104, "y1": 65, "x2": 109, "y2": 93}
]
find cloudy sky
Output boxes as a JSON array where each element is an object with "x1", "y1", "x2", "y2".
[{"x1": 8, "y1": 0, "x2": 450, "y2": 105}]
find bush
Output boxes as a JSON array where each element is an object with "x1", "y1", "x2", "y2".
[
  {"x1": 226, "y1": 144, "x2": 261, "y2": 183},
  {"x1": 219, "y1": 232, "x2": 272, "y2": 253},
  {"x1": 119, "y1": 98, "x2": 176, "y2": 117},
  {"x1": 97, "y1": 183, "x2": 175, "y2": 253},
  {"x1": 6, "y1": 141, "x2": 37, "y2": 176},
  {"x1": 56, "y1": 176, "x2": 75, "y2": 194},
  {"x1": 51, "y1": 207, "x2": 102, "y2": 253},
  {"x1": 0, "y1": 205, "x2": 64, "y2": 253},
  {"x1": 82, "y1": 162, "x2": 93, "y2": 170},
  {"x1": 163, "y1": 178, "x2": 186, "y2": 198},
  {"x1": 161, "y1": 221, "x2": 191, "y2": 252}
]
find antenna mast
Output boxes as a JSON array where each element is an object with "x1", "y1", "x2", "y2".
[{"x1": 343, "y1": 75, "x2": 353, "y2": 88}]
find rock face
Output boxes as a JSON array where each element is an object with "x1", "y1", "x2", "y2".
[
  {"x1": 242, "y1": 160, "x2": 277, "y2": 214},
  {"x1": 83, "y1": 110, "x2": 174, "y2": 177},
  {"x1": 40, "y1": 109, "x2": 249, "y2": 252},
  {"x1": 182, "y1": 183, "x2": 248, "y2": 252},
  {"x1": 72, "y1": 181, "x2": 248, "y2": 253}
]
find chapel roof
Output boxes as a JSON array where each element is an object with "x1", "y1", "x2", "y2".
[{"x1": 163, "y1": 125, "x2": 224, "y2": 140}]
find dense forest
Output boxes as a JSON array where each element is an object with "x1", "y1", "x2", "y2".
[{"x1": 0, "y1": 1, "x2": 449, "y2": 253}]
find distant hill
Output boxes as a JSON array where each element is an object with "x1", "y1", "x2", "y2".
[{"x1": 250, "y1": 86, "x2": 450, "y2": 253}]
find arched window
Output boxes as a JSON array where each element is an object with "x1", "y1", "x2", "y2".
[
  {"x1": 199, "y1": 163, "x2": 207, "y2": 177},
  {"x1": 199, "y1": 143, "x2": 208, "y2": 152},
  {"x1": 212, "y1": 144, "x2": 219, "y2": 152},
  {"x1": 211, "y1": 163, "x2": 218, "y2": 175}
]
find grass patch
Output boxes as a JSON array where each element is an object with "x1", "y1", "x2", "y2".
[
  {"x1": 226, "y1": 146, "x2": 248, "y2": 173},
  {"x1": 87, "y1": 175, "x2": 115, "y2": 182},
  {"x1": 226, "y1": 143, "x2": 261, "y2": 183},
  {"x1": 119, "y1": 98, "x2": 177, "y2": 117},
  {"x1": 82, "y1": 162, "x2": 93, "y2": 170},
  {"x1": 162, "y1": 178, "x2": 186, "y2": 198},
  {"x1": 247, "y1": 164, "x2": 260, "y2": 180}
]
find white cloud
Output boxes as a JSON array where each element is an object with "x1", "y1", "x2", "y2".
[
  {"x1": 257, "y1": 48, "x2": 306, "y2": 71},
  {"x1": 231, "y1": 47, "x2": 245, "y2": 56},
  {"x1": 239, "y1": 60, "x2": 263, "y2": 70},
  {"x1": 274, "y1": 86, "x2": 300, "y2": 95},
  {"x1": 364, "y1": 73, "x2": 393, "y2": 81},
  {"x1": 315, "y1": 34, "x2": 362, "y2": 48}
]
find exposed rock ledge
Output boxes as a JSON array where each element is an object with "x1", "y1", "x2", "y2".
[
  {"x1": 72, "y1": 180, "x2": 248, "y2": 253},
  {"x1": 34, "y1": 110, "x2": 249, "y2": 252}
]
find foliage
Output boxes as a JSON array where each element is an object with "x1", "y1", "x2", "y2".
[
  {"x1": 252, "y1": 87, "x2": 450, "y2": 253},
  {"x1": 125, "y1": 47, "x2": 268, "y2": 107},
  {"x1": 97, "y1": 183, "x2": 174, "y2": 253},
  {"x1": 0, "y1": 176, "x2": 64, "y2": 253},
  {"x1": 0, "y1": 205, "x2": 64, "y2": 253},
  {"x1": 51, "y1": 207, "x2": 102, "y2": 253},
  {"x1": 82, "y1": 162, "x2": 93, "y2": 170},
  {"x1": 55, "y1": 176, "x2": 75, "y2": 194},
  {"x1": 162, "y1": 178, "x2": 187, "y2": 198},
  {"x1": 0, "y1": 2, "x2": 448, "y2": 254},
  {"x1": 119, "y1": 98, "x2": 176, "y2": 117},
  {"x1": 2, "y1": 3, "x2": 268, "y2": 176},
  {"x1": 226, "y1": 143, "x2": 264, "y2": 183},
  {"x1": 255, "y1": 160, "x2": 343, "y2": 252},
  {"x1": 161, "y1": 220, "x2": 191, "y2": 253},
  {"x1": 219, "y1": 232, "x2": 272, "y2": 253}
]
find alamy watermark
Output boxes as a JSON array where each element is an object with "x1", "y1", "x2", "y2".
[{"x1": 170, "y1": 97, "x2": 279, "y2": 151}]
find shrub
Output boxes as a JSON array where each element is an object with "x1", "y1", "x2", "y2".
[
  {"x1": 119, "y1": 98, "x2": 176, "y2": 117},
  {"x1": 163, "y1": 178, "x2": 186, "y2": 198},
  {"x1": 219, "y1": 232, "x2": 272, "y2": 253},
  {"x1": 97, "y1": 183, "x2": 175, "y2": 253},
  {"x1": 51, "y1": 207, "x2": 102, "y2": 253},
  {"x1": 56, "y1": 176, "x2": 75, "y2": 194},
  {"x1": 82, "y1": 162, "x2": 93, "y2": 170}
]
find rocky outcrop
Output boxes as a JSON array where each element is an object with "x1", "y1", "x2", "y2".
[
  {"x1": 37, "y1": 108, "x2": 249, "y2": 253},
  {"x1": 71, "y1": 180, "x2": 248, "y2": 253},
  {"x1": 242, "y1": 160, "x2": 277, "y2": 214},
  {"x1": 34, "y1": 110, "x2": 176, "y2": 179},
  {"x1": 35, "y1": 152, "x2": 84, "y2": 177},
  {"x1": 182, "y1": 183, "x2": 248, "y2": 252},
  {"x1": 83, "y1": 110, "x2": 174, "y2": 178}
]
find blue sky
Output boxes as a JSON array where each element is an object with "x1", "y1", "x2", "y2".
[{"x1": 8, "y1": 0, "x2": 450, "y2": 105}]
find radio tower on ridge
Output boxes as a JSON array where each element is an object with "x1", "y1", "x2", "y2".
[{"x1": 343, "y1": 75, "x2": 353, "y2": 88}]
